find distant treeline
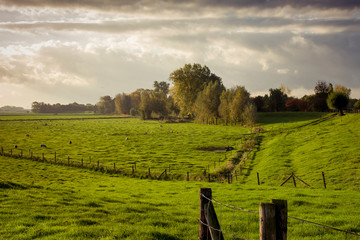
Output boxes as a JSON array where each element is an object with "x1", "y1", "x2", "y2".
[
  {"x1": 29, "y1": 63, "x2": 360, "y2": 120},
  {"x1": 31, "y1": 102, "x2": 95, "y2": 113},
  {"x1": 0, "y1": 106, "x2": 29, "y2": 113}
]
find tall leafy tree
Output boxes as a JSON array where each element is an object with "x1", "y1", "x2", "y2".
[
  {"x1": 114, "y1": 93, "x2": 131, "y2": 115},
  {"x1": 169, "y1": 63, "x2": 223, "y2": 117},
  {"x1": 193, "y1": 81, "x2": 225, "y2": 124}
]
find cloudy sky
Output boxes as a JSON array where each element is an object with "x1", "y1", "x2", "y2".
[{"x1": 1, "y1": 0, "x2": 359, "y2": 108}]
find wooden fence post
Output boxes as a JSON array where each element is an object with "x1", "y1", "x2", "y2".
[
  {"x1": 148, "y1": 168, "x2": 151, "y2": 178},
  {"x1": 132, "y1": 165, "x2": 134, "y2": 174},
  {"x1": 199, "y1": 188, "x2": 224, "y2": 240},
  {"x1": 42, "y1": 153, "x2": 45, "y2": 162},
  {"x1": 271, "y1": 199, "x2": 287, "y2": 240},
  {"x1": 187, "y1": 172, "x2": 189, "y2": 181},
  {"x1": 113, "y1": 162, "x2": 115, "y2": 170},
  {"x1": 260, "y1": 203, "x2": 276, "y2": 240},
  {"x1": 322, "y1": 172, "x2": 326, "y2": 189},
  {"x1": 81, "y1": 158, "x2": 84, "y2": 167},
  {"x1": 257, "y1": 172, "x2": 260, "y2": 185},
  {"x1": 199, "y1": 188, "x2": 211, "y2": 240},
  {"x1": 292, "y1": 173, "x2": 296, "y2": 187},
  {"x1": 54, "y1": 152, "x2": 56, "y2": 163}
]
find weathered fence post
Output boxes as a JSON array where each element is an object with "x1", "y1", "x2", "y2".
[
  {"x1": 148, "y1": 168, "x2": 151, "y2": 178},
  {"x1": 199, "y1": 188, "x2": 224, "y2": 240},
  {"x1": 208, "y1": 173, "x2": 211, "y2": 182},
  {"x1": 81, "y1": 158, "x2": 84, "y2": 167},
  {"x1": 260, "y1": 203, "x2": 276, "y2": 240},
  {"x1": 42, "y1": 153, "x2": 45, "y2": 162},
  {"x1": 132, "y1": 165, "x2": 134, "y2": 174},
  {"x1": 322, "y1": 171, "x2": 326, "y2": 189},
  {"x1": 272, "y1": 199, "x2": 287, "y2": 240},
  {"x1": 54, "y1": 152, "x2": 56, "y2": 163},
  {"x1": 199, "y1": 188, "x2": 211, "y2": 240},
  {"x1": 257, "y1": 172, "x2": 260, "y2": 185}
]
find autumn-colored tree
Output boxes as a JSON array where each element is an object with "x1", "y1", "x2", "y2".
[
  {"x1": 193, "y1": 81, "x2": 225, "y2": 124},
  {"x1": 285, "y1": 98, "x2": 308, "y2": 111},
  {"x1": 96, "y1": 96, "x2": 115, "y2": 114},
  {"x1": 114, "y1": 93, "x2": 131, "y2": 115},
  {"x1": 334, "y1": 84, "x2": 351, "y2": 97},
  {"x1": 169, "y1": 63, "x2": 223, "y2": 117}
]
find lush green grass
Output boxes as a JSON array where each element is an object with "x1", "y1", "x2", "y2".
[
  {"x1": 243, "y1": 113, "x2": 360, "y2": 190},
  {"x1": 1, "y1": 156, "x2": 359, "y2": 239},
  {"x1": 0, "y1": 117, "x2": 250, "y2": 177},
  {"x1": 1, "y1": 112, "x2": 359, "y2": 239}
]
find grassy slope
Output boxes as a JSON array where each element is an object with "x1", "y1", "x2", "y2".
[
  {"x1": 246, "y1": 113, "x2": 360, "y2": 190},
  {"x1": 1, "y1": 156, "x2": 359, "y2": 239}
]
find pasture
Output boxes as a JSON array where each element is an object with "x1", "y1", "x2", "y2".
[
  {"x1": 1, "y1": 112, "x2": 359, "y2": 239},
  {"x1": 0, "y1": 117, "x2": 250, "y2": 178}
]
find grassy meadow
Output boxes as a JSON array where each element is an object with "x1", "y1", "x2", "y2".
[{"x1": 0, "y1": 112, "x2": 359, "y2": 239}]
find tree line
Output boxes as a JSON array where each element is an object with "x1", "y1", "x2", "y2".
[
  {"x1": 253, "y1": 81, "x2": 359, "y2": 115},
  {"x1": 31, "y1": 63, "x2": 360, "y2": 122},
  {"x1": 31, "y1": 102, "x2": 95, "y2": 113}
]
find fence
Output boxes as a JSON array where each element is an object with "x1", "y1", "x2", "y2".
[{"x1": 199, "y1": 188, "x2": 360, "y2": 240}]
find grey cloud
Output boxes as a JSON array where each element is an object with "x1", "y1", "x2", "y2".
[{"x1": 1, "y1": 0, "x2": 359, "y2": 10}]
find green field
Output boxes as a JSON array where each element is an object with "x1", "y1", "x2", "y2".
[{"x1": 1, "y1": 113, "x2": 359, "y2": 239}]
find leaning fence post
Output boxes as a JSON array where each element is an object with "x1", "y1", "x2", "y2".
[
  {"x1": 200, "y1": 188, "x2": 212, "y2": 240},
  {"x1": 322, "y1": 171, "x2": 326, "y2": 189},
  {"x1": 271, "y1": 199, "x2": 287, "y2": 240},
  {"x1": 199, "y1": 188, "x2": 224, "y2": 240},
  {"x1": 260, "y1": 202, "x2": 276, "y2": 240},
  {"x1": 257, "y1": 172, "x2": 260, "y2": 185}
]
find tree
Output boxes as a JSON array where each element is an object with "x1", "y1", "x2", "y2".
[
  {"x1": 218, "y1": 86, "x2": 253, "y2": 125},
  {"x1": 354, "y1": 100, "x2": 360, "y2": 110},
  {"x1": 153, "y1": 81, "x2": 170, "y2": 95},
  {"x1": 269, "y1": 88, "x2": 287, "y2": 112},
  {"x1": 139, "y1": 90, "x2": 169, "y2": 120},
  {"x1": 327, "y1": 91, "x2": 349, "y2": 115},
  {"x1": 334, "y1": 84, "x2": 351, "y2": 97},
  {"x1": 193, "y1": 81, "x2": 224, "y2": 124},
  {"x1": 114, "y1": 93, "x2": 131, "y2": 115},
  {"x1": 169, "y1": 63, "x2": 223, "y2": 117},
  {"x1": 285, "y1": 98, "x2": 308, "y2": 112},
  {"x1": 96, "y1": 96, "x2": 115, "y2": 114},
  {"x1": 230, "y1": 86, "x2": 251, "y2": 123},
  {"x1": 242, "y1": 103, "x2": 257, "y2": 126},
  {"x1": 314, "y1": 81, "x2": 330, "y2": 95}
]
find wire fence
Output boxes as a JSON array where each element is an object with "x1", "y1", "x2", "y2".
[{"x1": 200, "y1": 192, "x2": 360, "y2": 240}]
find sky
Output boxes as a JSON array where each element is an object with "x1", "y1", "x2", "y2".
[{"x1": 0, "y1": 0, "x2": 360, "y2": 109}]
